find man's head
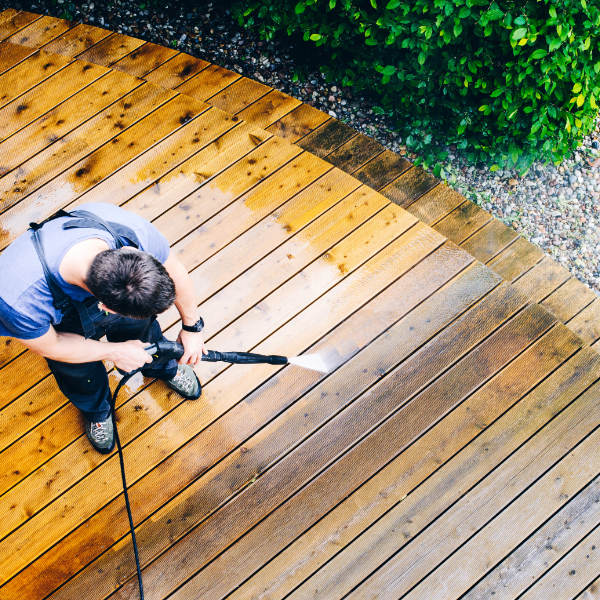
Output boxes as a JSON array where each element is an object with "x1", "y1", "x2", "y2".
[{"x1": 85, "y1": 247, "x2": 175, "y2": 318}]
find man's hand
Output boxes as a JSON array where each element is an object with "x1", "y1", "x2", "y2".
[
  {"x1": 177, "y1": 329, "x2": 207, "y2": 366},
  {"x1": 108, "y1": 340, "x2": 153, "y2": 372}
]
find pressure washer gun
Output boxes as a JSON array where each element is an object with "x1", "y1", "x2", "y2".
[{"x1": 144, "y1": 340, "x2": 289, "y2": 365}]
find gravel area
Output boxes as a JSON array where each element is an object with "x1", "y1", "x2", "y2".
[{"x1": 7, "y1": 0, "x2": 600, "y2": 294}]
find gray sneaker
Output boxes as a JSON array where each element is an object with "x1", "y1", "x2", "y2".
[
  {"x1": 166, "y1": 364, "x2": 201, "y2": 399},
  {"x1": 85, "y1": 415, "x2": 115, "y2": 454}
]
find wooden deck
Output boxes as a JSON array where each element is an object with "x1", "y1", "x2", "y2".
[{"x1": 0, "y1": 9, "x2": 599, "y2": 600}]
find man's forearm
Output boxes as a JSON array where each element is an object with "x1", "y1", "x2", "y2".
[{"x1": 40, "y1": 331, "x2": 115, "y2": 364}]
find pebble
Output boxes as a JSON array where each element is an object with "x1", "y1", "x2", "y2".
[{"x1": 16, "y1": 0, "x2": 599, "y2": 293}]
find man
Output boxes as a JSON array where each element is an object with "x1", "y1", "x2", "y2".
[{"x1": 0, "y1": 202, "x2": 207, "y2": 454}]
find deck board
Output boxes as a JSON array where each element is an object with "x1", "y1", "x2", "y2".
[{"x1": 0, "y1": 19, "x2": 598, "y2": 600}]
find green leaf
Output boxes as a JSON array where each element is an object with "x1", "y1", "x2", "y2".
[
  {"x1": 295, "y1": 2, "x2": 306, "y2": 14},
  {"x1": 573, "y1": 82, "x2": 582, "y2": 93},
  {"x1": 386, "y1": 0, "x2": 401, "y2": 9},
  {"x1": 490, "y1": 88, "x2": 503, "y2": 97},
  {"x1": 370, "y1": 0, "x2": 377, "y2": 8},
  {"x1": 549, "y1": 6, "x2": 557, "y2": 18},
  {"x1": 511, "y1": 28, "x2": 527, "y2": 41},
  {"x1": 309, "y1": 33, "x2": 322, "y2": 41},
  {"x1": 530, "y1": 49, "x2": 547, "y2": 59}
]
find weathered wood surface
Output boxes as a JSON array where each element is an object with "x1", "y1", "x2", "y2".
[{"x1": 0, "y1": 16, "x2": 598, "y2": 600}]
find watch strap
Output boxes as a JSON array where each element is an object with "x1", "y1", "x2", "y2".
[{"x1": 182, "y1": 317, "x2": 204, "y2": 332}]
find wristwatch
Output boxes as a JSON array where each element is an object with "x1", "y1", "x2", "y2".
[{"x1": 182, "y1": 317, "x2": 204, "y2": 333}]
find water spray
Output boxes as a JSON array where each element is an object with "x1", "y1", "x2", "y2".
[{"x1": 113, "y1": 340, "x2": 330, "y2": 599}]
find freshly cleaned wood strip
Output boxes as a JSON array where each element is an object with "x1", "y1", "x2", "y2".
[
  {"x1": 513, "y1": 255, "x2": 572, "y2": 303},
  {"x1": 488, "y1": 236, "x2": 546, "y2": 281},
  {"x1": 567, "y1": 299, "x2": 600, "y2": 345},
  {"x1": 402, "y1": 182, "x2": 463, "y2": 225},
  {"x1": 3, "y1": 14, "x2": 72, "y2": 48},
  {"x1": 0, "y1": 11, "x2": 41, "y2": 42},
  {"x1": 175, "y1": 63, "x2": 241, "y2": 100}
]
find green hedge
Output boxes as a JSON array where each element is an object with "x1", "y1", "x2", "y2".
[{"x1": 234, "y1": 0, "x2": 600, "y2": 175}]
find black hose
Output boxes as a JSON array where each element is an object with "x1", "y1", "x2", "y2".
[{"x1": 111, "y1": 372, "x2": 145, "y2": 600}]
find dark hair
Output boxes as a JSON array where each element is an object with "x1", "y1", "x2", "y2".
[{"x1": 85, "y1": 248, "x2": 176, "y2": 318}]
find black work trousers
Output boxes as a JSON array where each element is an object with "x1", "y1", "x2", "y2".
[{"x1": 46, "y1": 299, "x2": 178, "y2": 422}]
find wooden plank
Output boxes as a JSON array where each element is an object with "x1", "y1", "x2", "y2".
[
  {"x1": 118, "y1": 123, "x2": 272, "y2": 219},
  {"x1": 399, "y1": 428, "x2": 599, "y2": 600},
  {"x1": 265, "y1": 102, "x2": 329, "y2": 143},
  {"x1": 519, "y1": 527, "x2": 600, "y2": 599},
  {"x1": 175, "y1": 63, "x2": 241, "y2": 100},
  {"x1": 41, "y1": 23, "x2": 113, "y2": 58},
  {"x1": 0, "y1": 70, "x2": 140, "y2": 191},
  {"x1": 0, "y1": 60, "x2": 108, "y2": 142},
  {"x1": 351, "y1": 148, "x2": 411, "y2": 190},
  {"x1": 0, "y1": 9, "x2": 19, "y2": 24},
  {"x1": 236, "y1": 89, "x2": 303, "y2": 130},
  {"x1": 0, "y1": 338, "x2": 26, "y2": 369},
  {"x1": 143, "y1": 52, "x2": 209, "y2": 88},
  {"x1": 0, "y1": 211, "x2": 442, "y2": 585},
  {"x1": 542, "y1": 278, "x2": 598, "y2": 323},
  {"x1": 76, "y1": 32, "x2": 145, "y2": 66},
  {"x1": 207, "y1": 76, "x2": 271, "y2": 114},
  {"x1": 0, "y1": 48, "x2": 72, "y2": 111},
  {"x1": 403, "y1": 181, "x2": 463, "y2": 224},
  {"x1": 567, "y1": 299, "x2": 600, "y2": 345},
  {"x1": 488, "y1": 236, "x2": 546, "y2": 281},
  {"x1": 14, "y1": 245, "x2": 479, "y2": 600},
  {"x1": 461, "y1": 217, "x2": 520, "y2": 263},
  {"x1": 110, "y1": 41, "x2": 178, "y2": 78},
  {"x1": 513, "y1": 256, "x2": 572, "y2": 303},
  {"x1": 3, "y1": 14, "x2": 72, "y2": 48},
  {"x1": 0, "y1": 82, "x2": 177, "y2": 244},
  {"x1": 326, "y1": 133, "x2": 383, "y2": 173},
  {"x1": 297, "y1": 118, "x2": 356, "y2": 158},
  {"x1": 0, "y1": 41, "x2": 35, "y2": 75},
  {"x1": 574, "y1": 576, "x2": 600, "y2": 599},
  {"x1": 435, "y1": 199, "x2": 493, "y2": 245},
  {"x1": 109, "y1": 298, "x2": 558, "y2": 600},
  {"x1": 152, "y1": 152, "x2": 331, "y2": 264},
  {"x1": 68, "y1": 105, "x2": 238, "y2": 207},
  {"x1": 462, "y1": 479, "x2": 600, "y2": 600},
  {"x1": 379, "y1": 165, "x2": 439, "y2": 208},
  {"x1": 229, "y1": 344, "x2": 598, "y2": 600},
  {"x1": 0, "y1": 11, "x2": 41, "y2": 42}
]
